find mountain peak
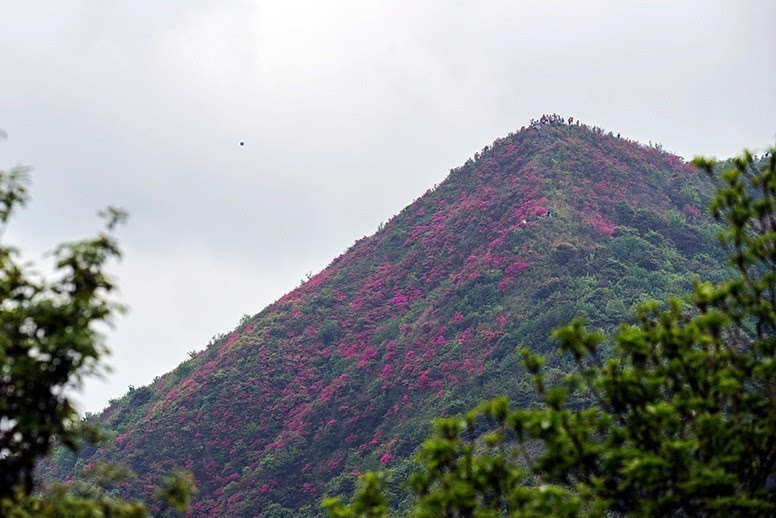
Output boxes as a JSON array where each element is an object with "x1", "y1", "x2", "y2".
[{"x1": 44, "y1": 122, "x2": 721, "y2": 515}]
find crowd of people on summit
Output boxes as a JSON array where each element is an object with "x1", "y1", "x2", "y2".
[
  {"x1": 524, "y1": 114, "x2": 621, "y2": 140},
  {"x1": 530, "y1": 113, "x2": 574, "y2": 127}
]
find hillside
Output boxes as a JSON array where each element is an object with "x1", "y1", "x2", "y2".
[{"x1": 44, "y1": 121, "x2": 730, "y2": 516}]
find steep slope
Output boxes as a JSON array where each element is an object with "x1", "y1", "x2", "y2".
[{"x1": 45, "y1": 122, "x2": 730, "y2": 515}]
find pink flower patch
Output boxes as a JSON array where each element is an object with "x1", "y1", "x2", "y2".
[
  {"x1": 589, "y1": 213, "x2": 615, "y2": 235},
  {"x1": 379, "y1": 364, "x2": 393, "y2": 379},
  {"x1": 391, "y1": 294, "x2": 409, "y2": 307}
]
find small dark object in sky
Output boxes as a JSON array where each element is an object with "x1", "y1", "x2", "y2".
[{"x1": 240, "y1": 141, "x2": 244, "y2": 146}]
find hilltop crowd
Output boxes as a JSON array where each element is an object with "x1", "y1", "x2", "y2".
[
  {"x1": 530, "y1": 113, "x2": 575, "y2": 127},
  {"x1": 524, "y1": 114, "x2": 623, "y2": 140}
]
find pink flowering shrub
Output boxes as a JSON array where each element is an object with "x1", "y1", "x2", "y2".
[{"x1": 589, "y1": 213, "x2": 615, "y2": 235}]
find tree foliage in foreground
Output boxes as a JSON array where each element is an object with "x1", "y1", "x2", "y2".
[
  {"x1": 324, "y1": 149, "x2": 776, "y2": 516},
  {"x1": 0, "y1": 164, "x2": 193, "y2": 516}
]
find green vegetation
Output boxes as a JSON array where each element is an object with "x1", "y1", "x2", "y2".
[
  {"x1": 0, "y1": 164, "x2": 193, "y2": 516},
  {"x1": 324, "y1": 149, "x2": 776, "y2": 515}
]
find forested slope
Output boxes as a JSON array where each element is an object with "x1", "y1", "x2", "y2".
[{"x1": 44, "y1": 122, "x2": 730, "y2": 516}]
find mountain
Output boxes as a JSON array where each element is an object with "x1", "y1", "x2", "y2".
[{"x1": 44, "y1": 121, "x2": 730, "y2": 516}]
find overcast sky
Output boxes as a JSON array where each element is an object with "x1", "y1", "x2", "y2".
[{"x1": 1, "y1": 0, "x2": 775, "y2": 413}]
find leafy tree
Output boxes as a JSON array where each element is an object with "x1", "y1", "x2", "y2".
[
  {"x1": 323, "y1": 148, "x2": 776, "y2": 516},
  {"x1": 0, "y1": 163, "x2": 193, "y2": 515},
  {"x1": 154, "y1": 469, "x2": 198, "y2": 516},
  {"x1": 327, "y1": 473, "x2": 389, "y2": 518},
  {"x1": 6, "y1": 464, "x2": 147, "y2": 517}
]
